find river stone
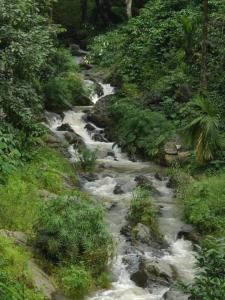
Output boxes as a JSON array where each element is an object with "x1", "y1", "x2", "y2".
[
  {"x1": 177, "y1": 224, "x2": 200, "y2": 243},
  {"x1": 0, "y1": 230, "x2": 27, "y2": 246},
  {"x1": 155, "y1": 172, "x2": 164, "y2": 181},
  {"x1": 85, "y1": 123, "x2": 96, "y2": 132},
  {"x1": 64, "y1": 131, "x2": 84, "y2": 146},
  {"x1": 133, "y1": 223, "x2": 152, "y2": 245},
  {"x1": 131, "y1": 258, "x2": 175, "y2": 288},
  {"x1": 113, "y1": 184, "x2": 124, "y2": 195},
  {"x1": 80, "y1": 173, "x2": 98, "y2": 182},
  {"x1": 44, "y1": 134, "x2": 61, "y2": 148},
  {"x1": 92, "y1": 132, "x2": 108, "y2": 142},
  {"x1": 57, "y1": 123, "x2": 74, "y2": 132},
  {"x1": 164, "y1": 141, "x2": 178, "y2": 155},
  {"x1": 52, "y1": 292, "x2": 73, "y2": 300},
  {"x1": 163, "y1": 290, "x2": 189, "y2": 300},
  {"x1": 28, "y1": 260, "x2": 56, "y2": 299},
  {"x1": 88, "y1": 95, "x2": 113, "y2": 128},
  {"x1": 135, "y1": 175, "x2": 153, "y2": 190}
]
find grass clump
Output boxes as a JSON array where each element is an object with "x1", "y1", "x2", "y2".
[
  {"x1": 75, "y1": 147, "x2": 97, "y2": 172},
  {"x1": 0, "y1": 235, "x2": 44, "y2": 300},
  {"x1": 57, "y1": 265, "x2": 93, "y2": 299},
  {"x1": 128, "y1": 187, "x2": 161, "y2": 239},
  {"x1": 33, "y1": 193, "x2": 113, "y2": 274},
  {"x1": 0, "y1": 146, "x2": 76, "y2": 233},
  {"x1": 181, "y1": 171, "x2": 225, "y2": 236}
]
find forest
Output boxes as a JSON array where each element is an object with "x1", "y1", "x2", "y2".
[{"x1": 0, "y1": 0, "x2": 225, "y2": 299}]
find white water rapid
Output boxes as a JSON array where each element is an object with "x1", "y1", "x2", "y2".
[{"x1": 46, "y1": 58, "x2": 196, "y2": 300}]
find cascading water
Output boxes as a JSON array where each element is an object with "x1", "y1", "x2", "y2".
[{"x1": 46, "y1": 56, "x2": 196, "y2": 300}]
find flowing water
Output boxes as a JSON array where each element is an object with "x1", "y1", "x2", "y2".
[{"x1": 46, "y1": 61, "x2": 196, "y2": 300}]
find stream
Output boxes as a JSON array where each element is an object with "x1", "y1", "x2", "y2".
[{"x1": 46, "y1": 52, "x2": 196, "y2": 300}]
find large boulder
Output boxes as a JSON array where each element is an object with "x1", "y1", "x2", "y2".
[
  {"x1": 64, "y1": 131, "x2": 84, "y2": 146},
  {"x1": 0, "y1": 230, "x2": 27, "y2": 247},
  {"x1": 177, "y1": 224, "x2": 200, "y2": 243},
  {"x1": 88, "y1": 95, "x2": 113, "y2": 128},
  {"x1": 131, "y1": 258, "x2": 176, "y2": 288},
  {"x1": 113, "y1": 184, "x2": 124, "y2": 195},
  {"x1": 134, "y1": 175, "x2": 160, "y2": 196},
  {"x1": 133, "y1": 223, "x2": 152, "y2": 245},
  {"x1": 28, "y1": 260, "x2": 56, "y2": 299},
  {"x1": 92, "y1": 132, "x2": 108, "y2": 142},
  {"x1": 163, "y1": 290, "x2": 189, "y2": 300},
  {"x1": 57, "y1": 123, "x2": 74, "y2": 132}
]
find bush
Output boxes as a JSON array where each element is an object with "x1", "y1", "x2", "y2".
[
  {"x1": 33, "y1": 194, "x2": 113, "y2": 275},
  {"x1": 184, "y1": 237, "x2": 225, "y2": 300},
  {"x1": 44, "y1": 73, "x2": 90, "y2": 111},
  {"x1": 109, "y1": 99, "x2": 173, "y2": 158},
  {"x1": 58, "y1": 265, "x2": 93, "y2": 299}
]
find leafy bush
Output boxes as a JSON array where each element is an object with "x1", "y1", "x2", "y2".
[
  {"x1": 44, "y1": 72, "x2": 90, "y2": 111},
  {"x1": 0, "y1": 236, "x2": 44, "y2": 300},
  {"x1": 33, "y1": 194, "x2": 113, "y2": 275},
  {"x1": 57, "y1": 265, "x2": 93, "y2": 299},
  {"x1": 184, "y1": 237, "x2": 225, "y2": 300},
  {"x1": 109, "y1": 99, "x2": 173, "y2": 158}
]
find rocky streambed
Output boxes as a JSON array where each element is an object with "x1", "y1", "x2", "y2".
[{"x1": 45, "y1": 45, "x2": 197, "y2": 300}]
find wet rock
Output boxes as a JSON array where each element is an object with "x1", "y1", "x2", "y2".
[
  {"x1": 120, "y1": 224, "x2": 132, "y2": 239},
  {"x1": 108, "y1": 202, "x2": 117, "y2": 211},
  {"x1": 113, "y1": 184, "x2": 124, "y2": 195},
  {"x1": 135, "y1": 175, "x2": 153, "y2": 190},
  {"x1": 85, "y1": 123, "x2": 96, "y2": 132},
  {"x1": 80, "y1": 173, "x2": 98, "y2": 182},
  {"x1": 130, "y1": 269, "x2": 149, "y2": 288},
  {"x1": 70, "y1": 44, "x2": 87, "y2": 56},
  {"x1": 155, "y1": 172, "x2": 164, "y2": 181},
  {"x1": 28, "y1": 260, "x2": 56, "y2": 299},
  {"x1": 57, "y1": 123, "x2": 74, "y2": 132},
  {"x1": 135, "y1": 175, "x2": 161, "y2": 196},
  {"x1": 177, "y1": 225, "x2": 200, "y2": 243},
  {"x1": 44, "y1": 134, "x2": 61, "y2": 148},
  {"x1": 133, "y1": 223, "x2": 152, "y2": 245},
  {"x1": 131, "y1": 258, "x2": 175, "y2": 288},
  {"x1": 164, "y1": 141, "x2": 178, "y2": 155},
  {"x1": 166, "y1": 177, "x2": 177, "y2": 189},
  {"x1": 92, "y1": 132, "x2": 108, "y2": 142},
  {"x1": 88, "y1": 95, "x2": 113, "y2": 128},
  {"x1": 39, "y1": 190, "x2": 57, "y2": 200},
  {"x1": 163, "y1": 289, "x2": 188, "y2": 300},
  {"x1": 64, "y1": 131, "x2": 84, "y2": 146},
  {"x1": 107, "y1": 151, "x2": 116, "y2": 158},
  {"x1": 0, "y1": 230, "x2": 27, "y2": 247}
]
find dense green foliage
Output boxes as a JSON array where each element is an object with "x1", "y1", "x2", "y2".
[{"x1": 33, "y1": 194, "x2": 113, "y2": 275}]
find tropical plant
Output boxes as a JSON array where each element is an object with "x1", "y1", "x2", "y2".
[{"x1": 183, "y1": 97, "x2": 222, "y2": 163}]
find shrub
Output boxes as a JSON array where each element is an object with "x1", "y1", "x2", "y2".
[
  {"x1": 109, "y1": 100, "x2": 173, "y2": 158},
  {"x1": 44, "y1": 73, "x2": 90, "y2": 111},
  {"x1": 184, "y1": 237, "x2": 225, "y2": 299},
  {"x1": 33, "y1": 194, "x2": 113, "y2": 275},
  {"x1": 58, "y1": 265, "x2": 92, "y2": 299}
]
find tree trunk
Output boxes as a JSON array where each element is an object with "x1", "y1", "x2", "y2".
[
  {"x1": 125, "y1": 0, "x2": 132, "y2": 19},
  {"x1": 201, "y1": 0, "x2": 208, "y2": 90},
  {"x1": 80, "y1": 0, "x2": 88, "y2": 23}
]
